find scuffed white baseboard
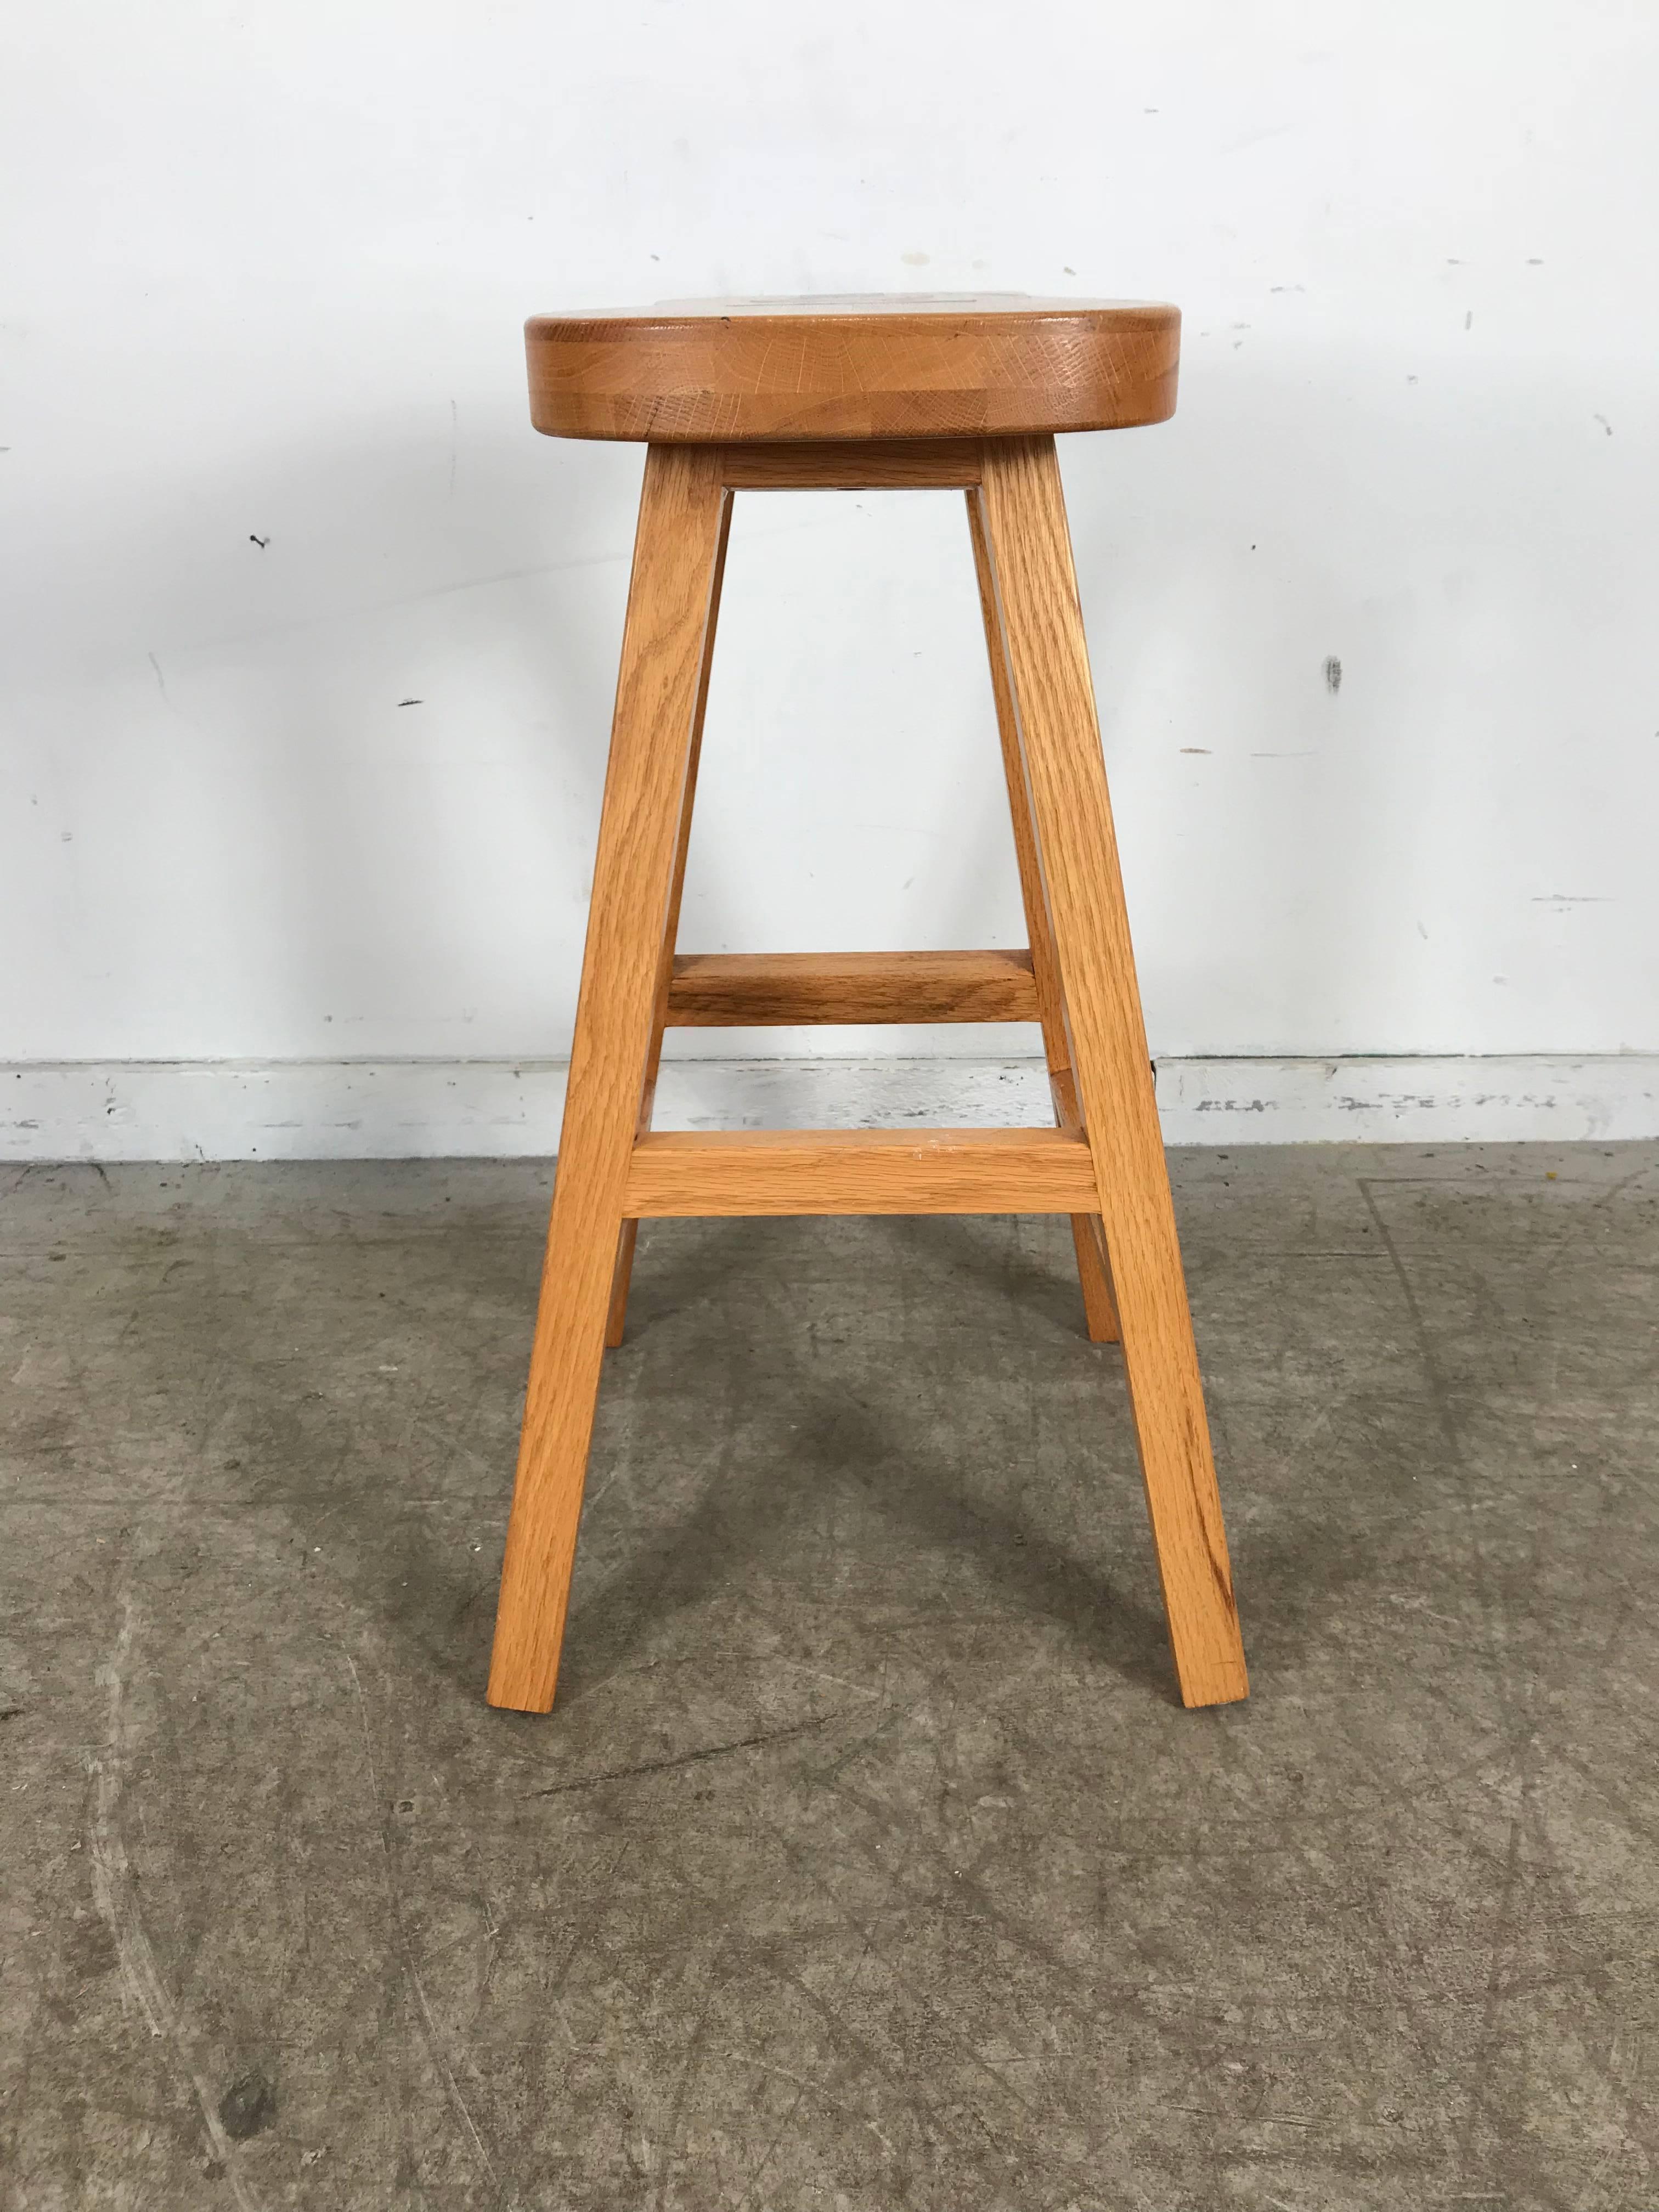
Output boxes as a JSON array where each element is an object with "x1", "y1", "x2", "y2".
[
  {"x1": 3, "y1": 1054, "x2": 1657, "y2": 1163},
  {"x1": 1153, "y1": 1055, "x2": 1659, "y2": 1144}
]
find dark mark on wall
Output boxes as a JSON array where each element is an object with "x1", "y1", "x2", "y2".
[
  {"x1": 1593, "y1": 414, "x2": 1613, "y2": 436},
  {"x1": 397, "y1": 699, "x2": 423, "y2": 708},
  {"x1": 249, "y1": 534, "x2": 269, "y2": 549},
  {"x1": 1180, "y1": 748, "x2": 1211, "y2": 755},
  {"x1": 1324, "y1": 656, "x2": 1343, "y2": 693}
]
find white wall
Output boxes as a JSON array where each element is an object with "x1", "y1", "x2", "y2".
[{"x1": 4, "y1": 3, "x2": 1657, "y2": 1146}]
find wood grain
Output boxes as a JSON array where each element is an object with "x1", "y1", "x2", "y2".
[
  {"x1": 487, "y1": 445, "x2": 731, "y2": 1714},
  {"x1": 717, "y1": 440, "x2": 984, "y2": 488},
  {"x1": 1049, "y1": 1069, "x2": 1121, "y2": 1345},
  {"x1": 665, "y1": 949, "x2": 1039, "y2": 1026},
  {"x1": 975, "y1": 436, "x2": 1248, "y2": 1708},
  {"x1": 621, "y1": 1128, "x2": 1099, "y2": 1218},
  {"x1": 967, "y1": 490, "x2": 1120, "y2": 1345},
  {"x1": 527, "y1": 296, "x2": 1180, "y2": 443},
  {"x1": 604, "y1": 494, "x2": 734, "y2": 1349}
]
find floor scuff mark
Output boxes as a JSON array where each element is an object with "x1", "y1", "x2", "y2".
[{"x1": 87, "y1": 1592, "x2": 266, "y2": 2211}]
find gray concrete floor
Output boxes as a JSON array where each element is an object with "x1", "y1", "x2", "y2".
[{"x1": 2, "y1": 1144, "x2": 1657, "y2": 2211}]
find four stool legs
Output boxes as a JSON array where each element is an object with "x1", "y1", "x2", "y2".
[{"x1": 487, "y1": 435, "x2": 1248, "y2": 1716}]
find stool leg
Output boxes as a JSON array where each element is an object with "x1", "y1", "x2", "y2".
[
  {"x1": 967, "y1": 490, "x2": 1120, "y2": 1345},
  {"x1": 605, "y1": 491, "x2": 733, "y2": 1348},
  {"x1": 488, "y1": 445, "x2": 731, "y2": 1713},
  {"x1": 975, "y1": 437, "x2": 1248, "y2": 1708}
]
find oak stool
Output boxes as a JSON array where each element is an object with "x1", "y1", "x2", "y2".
[{"x1": 488, "y1": 296, "x2": 1248, "y2": 1715}]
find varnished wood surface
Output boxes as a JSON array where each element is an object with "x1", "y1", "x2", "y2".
[
  {"x1": 488, "y1": 445, "x2": 731, "y2": 1714},
  {"x1": 1049, "y1": 1070, "x2": 1122, "y2": 1345},
  {"x1": 975, "y1": 436, "x2": 1248, "y2": 1707},
  {"x1": 605, "y1": 494, "x2": 734, "y2": 1350},
  {"x1": 490, "y1": 413, "x2": 1246, "y2": 1719},
  {"x1": 968, "y1": 488, "x2": 1121, "y2": 1347},
  {"x1": 718, "y1": 440, "x2": 985, "y2": 488},
  {"x1": 665, "y1": 949, "x2": 1039, "y2": 1026},
  {"x1": 622, "y1": 1128, "x2": 1100, "y2": 1218},
  {"x1": 527, "y1": 295, "x2": 1180, "y2": 444}
]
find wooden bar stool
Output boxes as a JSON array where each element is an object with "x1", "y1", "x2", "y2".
[{"x1": 487, "y1": 295, "x2": 1248, "y2": 1714}]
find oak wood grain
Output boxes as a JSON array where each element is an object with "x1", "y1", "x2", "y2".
[
  {"x1": 665, "y1": 949, "x2": 1039, "y2": 1026},
  {"x1": 527, "y1": 296, "x2": 1180, "y2": 444},
  {"x1": 487, "y1": 445, "x2": 731, "y2": 1714},
  {"x1": 968, "y1": 490, "x2": 1120, "y2": 1345},
  {"x1": 604, "y1": 493, "x2": 734, "y2": 1350},
  {"x1": 622, "y1": 1128, "x2": 1099, "y2": 1218},
  {"x1": 717, "y1": 439, "x2": 985, "y2": 488},
  {"x1": 975, "y1": 436, "x2": 1248, "y2": 1708}
]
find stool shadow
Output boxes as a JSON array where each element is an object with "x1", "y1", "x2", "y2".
[
  {"x1": 557, "y1": 1401, "x2": 1176, "y2": 1711},
  {"x1": 617, "y1": 1207, "x2": 1094, "y2": 1347},
  {"x1": 555, "y1": 1215, "x2": 1176, "y2": 1708},
  {"x1": 548, "y1": 1211, "x2": 1391, "y2": 1717}
]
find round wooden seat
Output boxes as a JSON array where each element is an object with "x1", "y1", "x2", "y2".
[{"x1": 525, "y1": 293, "x2": 1180, "y2": 444}]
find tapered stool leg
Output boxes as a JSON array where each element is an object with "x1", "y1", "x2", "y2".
[
  {"x1": 976, "y1": 436, "x2": 1248, "y2": 1707},
  {"x1": 488, "y1": 445, "x2": 731, "y2": 1713},
  {"x1": 967, "y1": 490, "x2": 1120, "y2": 1345},
  {"x1": 605, "y1": 493, "x2": 733, "y2": 1348}
]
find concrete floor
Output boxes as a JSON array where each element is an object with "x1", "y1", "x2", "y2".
[{"x1": 2, "y1": 1144, "x2": 1656, "y2": 2210}]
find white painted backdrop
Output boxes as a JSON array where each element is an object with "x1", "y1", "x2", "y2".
[{"x1": 4, "y1": 1, "x2": 1656, "y2": 1155}]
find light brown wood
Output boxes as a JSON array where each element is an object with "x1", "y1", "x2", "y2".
[
  {"x1": 488, "y1": 444, "x2": 731, "y2": 1714},
  {"x1": 968, "y1": 490, "x2": 1120, "y2": 1346},
  {"x1": 604, "y1": 494, "x2": 734, "y2": 1350},
  {"x1": 495, "y1": 321, "x2": 1247, "y2": 1718},
  {"x1": 622, "y1": 1128, "x2": 1099, "y2": 1218},
  {"x1": 527, "y1": 296, "x2": 1180, "y2": 444},
  {"x1": 1050, "y1": 1070, "x2": 1122, "y2": 1344},
  {"x1": 975, "y1": 436, "x2": 1247, "y2": 1708},
  {"x1": 665, "y1": 949, "x2": 1040, "y2": 1027},
  {"x1": 718, "y1": 440, "x2": 984, "y2": 488}
]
